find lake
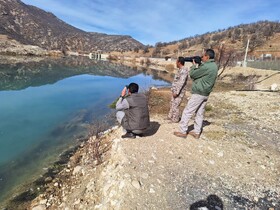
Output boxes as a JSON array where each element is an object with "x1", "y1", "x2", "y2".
[{"x1": 0, "y1": 57, "x2": 171, "y2": 206}]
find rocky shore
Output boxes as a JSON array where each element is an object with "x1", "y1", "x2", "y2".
[
  {"x1": 0, "y1": 35, "x2": 63, "y2": 58},
  {"x1": 5, "y1": 67, "x2": 280, "y2": 210}
]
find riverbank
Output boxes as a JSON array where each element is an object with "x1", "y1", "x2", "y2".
[{"x1": 6, "y1": 67, "x2": 280, "y2": 209}]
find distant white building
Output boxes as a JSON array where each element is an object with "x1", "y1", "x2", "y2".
[
  {"x1": 260, "y1": 54, "x2": 272, "y2": 59},
  {"x1": 89, "y1": 51, "x2": 109, "y2": 60}
]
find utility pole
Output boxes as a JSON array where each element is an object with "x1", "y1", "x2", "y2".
[{"x1": 243, "y1": 39, "x2": 250, "y2": 67}]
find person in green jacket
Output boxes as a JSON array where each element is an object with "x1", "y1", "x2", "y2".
[{"x1": 173, "y1": 49, "x2": 218, "y2": 139}]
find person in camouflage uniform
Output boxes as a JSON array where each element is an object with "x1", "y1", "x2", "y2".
[{"x1": 167, "y1": 57, "x2": 189, "y2": 122}]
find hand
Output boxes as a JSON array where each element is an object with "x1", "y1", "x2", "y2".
[
  {"x1": 121, "y1": 86, "x2": 127, "y2": 97},
  {"x1": 172, "y1": 93, "x2": 178, "y2": 98},
  {"x1": 192, "y1": 60, "x2": 198, "y2": 68},
  {"x1": 192, "y1": 59, "x2": 196, "y2": 65}
]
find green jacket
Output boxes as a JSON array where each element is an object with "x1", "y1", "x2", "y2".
[{"x1": 189, "y1": 59, "x2": 218, "y2": 96}]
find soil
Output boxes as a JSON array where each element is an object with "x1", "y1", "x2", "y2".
[{"x1": 13, "y1": 67, "x2": 280, "y2": 210}]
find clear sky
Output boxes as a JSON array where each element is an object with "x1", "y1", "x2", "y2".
[{"x1": 21, "y1": 0, "x2": 280, "y2": 45}]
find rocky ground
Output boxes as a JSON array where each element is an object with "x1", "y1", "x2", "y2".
[
  {"x1": 29, "y1": 91, "x2": 280, "y2": 210},
  {"x1": 0, "y1": 35, "x2": 63, "y2": 58},
  {"x1": 22, "y1": 68, "x2": 280, "y2": 210}
]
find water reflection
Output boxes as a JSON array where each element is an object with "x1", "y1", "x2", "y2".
[
  {"x1": 0, "y1": 56, "x2": 142, "y2": 91},
  {"x1": 0, "y1": 56, "x2": 171, "y2": 206}
]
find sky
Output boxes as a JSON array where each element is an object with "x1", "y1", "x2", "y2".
[{"x1": 21, "y1": 0, "x2": 280, "y2": 46}]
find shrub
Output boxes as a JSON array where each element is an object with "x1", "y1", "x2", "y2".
[
  {"x1": 165, "y1": 64, "x2": 174, "y2": 72},
  {"x1": 146, "y1": 58, "x2": 151, "y2": 66},
  {"x1": 107, "y1": 54, "x2": 118, "y2": 61},
  {"x1": 205, "y1": 104, "x2": 213, "y2": 112}
]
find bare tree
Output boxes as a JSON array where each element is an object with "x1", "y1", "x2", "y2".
[
  {"x1": 88, "y1": 113, "x2": 115, "y2": 165},
  {"x1": 215, "y1": 44, "x2": 236, "y2": 78},
  {"x1": 247, "y1": 34, "x2": 264, "y2": 52},
  {"x1": 178, "y1": 41, "x2": 189, "y2": 50},
  {"x1": 152, "y1": 46, "x2": 161, "y2": 57},
  {"x1": 233, "y1": 28, "x2": 241, "y2": 40},
  {"x1": 133, "y1": 47, "x2": 140, "y2": 53},
  {"x1": 143, "y1": 46, "x2": 150, "y2": 54}
]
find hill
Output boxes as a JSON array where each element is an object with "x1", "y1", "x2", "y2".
[
  {"x1": 154, "y1": 21, "x2": 280, "y2": 59},
  {"x1": 0, "y1": 0, "x2": 279, "y2": 62},
  {"x1": 118, "y1": 21, "x2": 280, "y2": 61},
  {"x1": 0, "y1": 0, "x2": 144, "y2": 54}
]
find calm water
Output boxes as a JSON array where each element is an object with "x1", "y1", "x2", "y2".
[{"x1": 0, "y1": 57, "x2": 171, "y2": 205}]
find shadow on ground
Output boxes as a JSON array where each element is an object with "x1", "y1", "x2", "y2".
[
  {"x1": 143, "y1": 120, "x2": 211, "y2": 137},
  {"x1": 144, "y1": 121, "x2": 161, "y2": 137},
  {"x1": 186, "y1": 120, "x2": 212, "y2": 133},
  {"x1": 190, "y1": 194, "x2": 224, "y2": 210}
]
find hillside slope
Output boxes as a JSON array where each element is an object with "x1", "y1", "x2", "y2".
[
  {"x1": 0, "y1": 0, "x2": 143, "y2": 52},
  {"x1": 137, "y1": 21, "x2": 280, "y2": 59}
]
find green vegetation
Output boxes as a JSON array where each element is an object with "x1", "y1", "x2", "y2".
[
  {"x1": 108, "y1": 97, "x2": 119, "y2": 109},
  {"x1": 205, "y1": 104, "x2": 213, "y2": 112}
]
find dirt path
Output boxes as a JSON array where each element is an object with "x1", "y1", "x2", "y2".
[{"x1": 29, "y1": 85, "x2": 280, "y2": 210}]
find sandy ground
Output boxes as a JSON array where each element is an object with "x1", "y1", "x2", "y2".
[{"x1": 1, "y1": 66, "x2": 274, "y2": 210}]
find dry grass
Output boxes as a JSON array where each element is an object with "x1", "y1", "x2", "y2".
[
  {"x1": 148, "y1": 88, "x2": 171, "y2": 115},
  {"x1": 205, "y1": 131, "x2": 227, "y2": 140},
  {"x1": 165, "y1": 64, "x2": 174, "y2": 72},
  {"x1": 148, "y1": 86, "x2": 239, "y2": 119}
]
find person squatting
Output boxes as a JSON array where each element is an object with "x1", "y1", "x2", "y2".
[{"x1": 116, "y1": 83, "x2": 150, "y2": 139}]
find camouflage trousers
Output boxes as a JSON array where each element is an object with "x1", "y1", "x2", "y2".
[{"x1": 168, "y1": 93, "x2": 185, "y2": 122}]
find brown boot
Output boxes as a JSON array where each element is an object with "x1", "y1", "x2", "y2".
[
  {"x1": 188, "y1": 131, "x2": 200, "y2": 139},
  {"x1": 173, "y1": 131, "x2": 187, "y2": 138}
]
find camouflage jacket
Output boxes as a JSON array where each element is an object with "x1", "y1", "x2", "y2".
[{"x1": 171, "y1": 66, "x2": 189, "y2": 96}]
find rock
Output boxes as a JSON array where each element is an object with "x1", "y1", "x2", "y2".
[
  {"x1": 39, "y1": 199, "x2": 47, "y2": 205},
  {"x1": 94, "y1": 203, "x2": 103, "y2": 209},
  {"x1": 74, "y1": 199, "x2": 81, "y2": 205},
  {"x1": 32, "y1": 204, "x2": 46, "y2": 210},
  {"x1": 260, "y1": 165, "x2": 266, "y2": 169},
  {"x1": 149, "y1": 188, "x2": 155, "y2": 193},
  {"x1": 131, "y1": 180, "x2": 141, "y2": 189},
  {"x1": 217, "y1": 151, "x2": 224, "y2": 157},
  {"x1": 44, "y1": 177, "x2": 52, "y2": 183},
  {"x1": 209, "y1": 160, "x2": 215, "y2": 165},
  {"x1": 72, "y1": 166, "x2": 82, "y2": 175},
  {"x1": 109, "y1": 190, "x2": 117, "y2": 197},
  {"x1": 140, "y1": 173, "x2": 149, "y2": 179},
  {"x1": 270, "y1": 83, "x2": 278, "y2": 91},
  {"x1": 119, "y1": 180, "x2": 126, "y2": 190}
]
